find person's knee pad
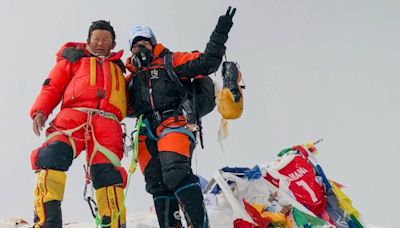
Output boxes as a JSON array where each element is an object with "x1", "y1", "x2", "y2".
[
  {"x1": 32, "y1": 141, "x2": 73, "y2": 171},
  {"x1": 159, "y1": 151, "x2": 194, "y2": 190},
  {"x1": 33, "y1": 169, "x2": 66, "y2": 228},
  {"x1": 90, "y1": 164, "x2": 127, "y2": 189},
  {"x1": 144, "y1": 176, "x2": 170, "y2": 196},
  {"x1": 142, "y1": 157, "x2": 170, "y2": 196},
  {"x1": 96, "y1": 186, "x2": 126, "y2": 228}
]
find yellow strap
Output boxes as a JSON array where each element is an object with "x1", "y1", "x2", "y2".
[
  {"x1": 108, "y1": 62, "x2": 127, "y2": 119},
  {"x1": 90, "y1": 57, "x2": 97, "y2": 86},
  {"x1": 109, "y1": 61, "x2": 117, "y2": 89}
]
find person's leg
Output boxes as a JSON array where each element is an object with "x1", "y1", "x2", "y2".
[
  {"x1": 90, "y1": 115, "x2": 127, "y2": 228},
  {"x1": 31, "y1": 109, "x2": 86, "y2": 228},
  {"x1": 174, "y1": 179, "x2": 208, "y2": 228},
  {"x1": 139, "y1": 134, "x2": 183, "y2": 228},
  {"x1": 31, "y1": 140, "x2": 74, "y2": 228},
  {"x1": 157, "y1": 127, "x2": 208, "y2": 228},
  {"x1": 158, "y1": 151, "x2": 208, "y2": 228},
  {"x1": 153, "y1": 193, "x2": 182, "y2": 228},
  {"x1": 90, "y1": 164, "x2": 126, "y2": 228}
]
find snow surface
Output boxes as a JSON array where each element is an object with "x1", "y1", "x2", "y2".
[{"x1": 0, "y1": 210, "x2": 389, "y2": 228}]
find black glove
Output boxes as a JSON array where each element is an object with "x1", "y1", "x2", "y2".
[{"x1": 215, "y1": 6, "x2": 236, "y2": 35}]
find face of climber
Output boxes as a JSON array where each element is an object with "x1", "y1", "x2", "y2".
[
  {"x1": 131, "y1": 39, "x2": 153, "y2": 68},
  {"x1": 130, "y1": 40, "x2": 153, "y2": 55},
  {"x1": 88, "y1": 30, "x2": 116, "y2": 57}
]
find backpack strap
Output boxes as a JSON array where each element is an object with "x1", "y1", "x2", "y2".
[
  {"x1": 163, "y1": 53, "x2": 204, "y2": 147},
  {"x1": 163, "y1": 53, "x2": 195, "y2": 121},
  {"x1": 163, "y1": 53, "x2": 184, "y2": 88}
]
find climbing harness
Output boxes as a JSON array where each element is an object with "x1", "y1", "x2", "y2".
[{"x1": 83, "y1": 164, "x2": 98, "y2": 219}]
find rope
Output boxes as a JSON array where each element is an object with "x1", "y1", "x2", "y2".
[
  {"x1": 130, "y1": 115, "x2": 144, "y2": 174},
  {"x1": 91, "y1": 114, "x2": 144, "y2": 227}
]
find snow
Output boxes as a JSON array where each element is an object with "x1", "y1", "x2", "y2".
[
  {"x1": 0, "y1": 210, "x2": 389, "y2": 228},
  {"x1": 1, "y1": 166, "x2": 389, "y2": 227}
]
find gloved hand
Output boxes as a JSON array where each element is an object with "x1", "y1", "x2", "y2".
[{"x1": 215, "y1": 6, "x2": 236, "y2": 35}]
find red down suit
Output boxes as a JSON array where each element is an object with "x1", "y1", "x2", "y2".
[{"x1": 30, "y1": 41, "x2": 128, "y2": 181}]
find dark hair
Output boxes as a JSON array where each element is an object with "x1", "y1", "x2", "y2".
[{"x1": 88, "y1": 20, "x2": 116, "y2": 42}]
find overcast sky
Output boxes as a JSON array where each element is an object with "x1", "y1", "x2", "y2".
[{"x1": 0, "y1": 0, "x2": 399, "y2": 227}]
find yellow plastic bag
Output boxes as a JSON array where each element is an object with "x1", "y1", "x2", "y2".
[{"x1": 217, "y1": 61, "x2": 244, "y2": 120}]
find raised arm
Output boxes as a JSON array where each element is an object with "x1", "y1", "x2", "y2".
[{"x1": 174, "y1": 7, "x2": 236, "y2": 78}]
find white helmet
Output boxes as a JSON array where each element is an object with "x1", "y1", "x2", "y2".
[{"x1": 128, "y1": 25, "x2": 157, "y2": 49}]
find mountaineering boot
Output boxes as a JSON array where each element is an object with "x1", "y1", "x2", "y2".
[
  {"x1": 154, "y1": 195, "x2": 183, "y2": 228},
  {"x1": 33, "y1": 169, "x2": 66, "y2": 228},
  {"x1": 175, "y1": 183, "x2": 209, "y2": 228},
  {"x1": 96, "y1": 185, "x2": 126, "y2": 228}
]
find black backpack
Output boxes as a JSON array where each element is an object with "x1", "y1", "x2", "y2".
[{"x1": 164, "y1": 53, "x2": 216, "y2": 124}]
